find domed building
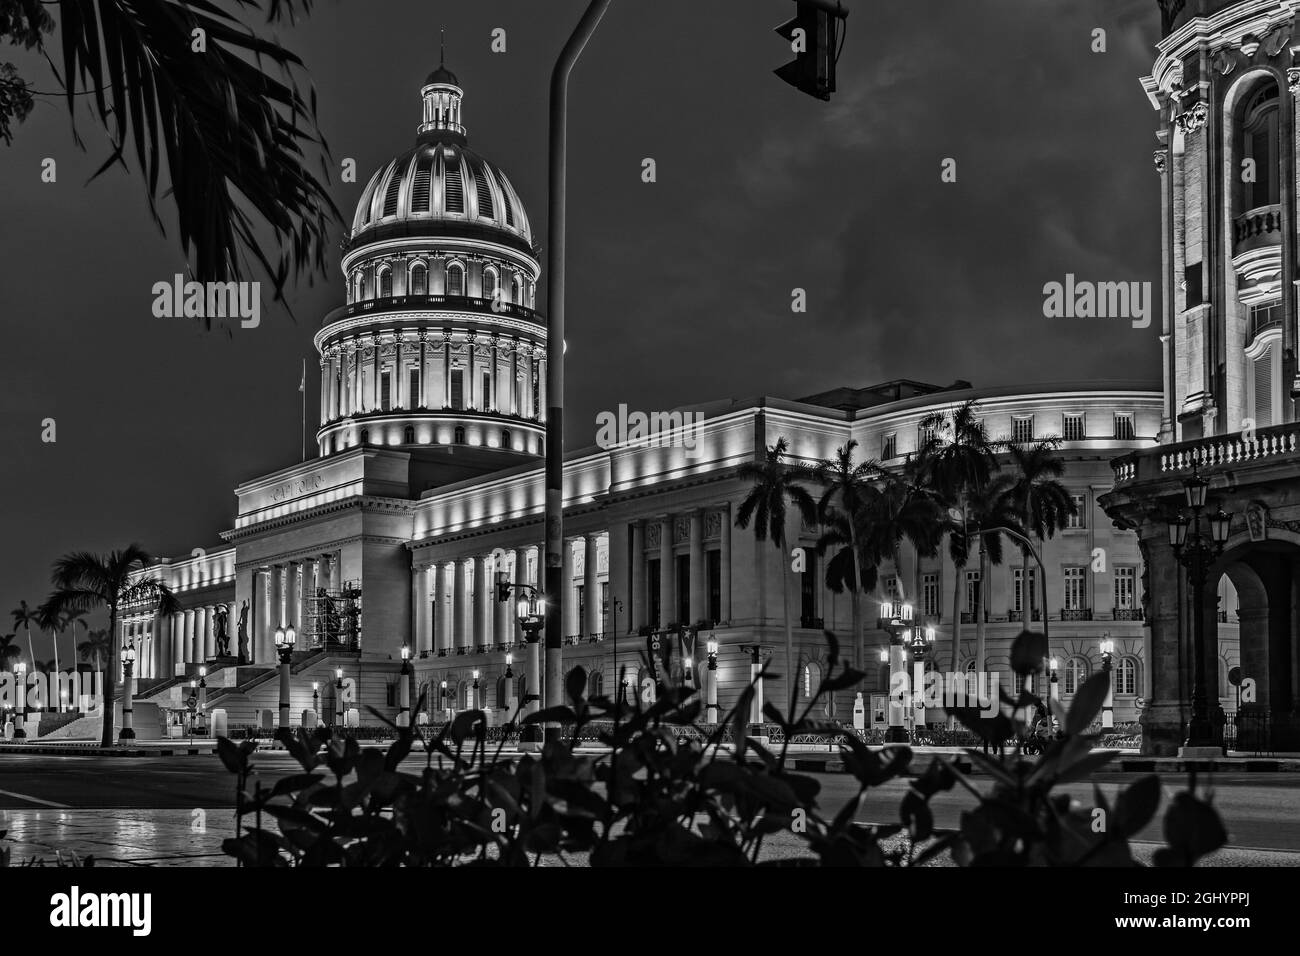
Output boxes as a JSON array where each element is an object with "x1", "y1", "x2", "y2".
[
  {"x1": 315, "y1": 62, "x2": 546, "y2": 460},
  {"x1": 109, "y1": 63, "x2": 1174, "y2": 745}
]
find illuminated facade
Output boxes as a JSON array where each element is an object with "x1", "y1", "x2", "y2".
[{"x1": 117, "y1": 65, "x2": 1202, "y2": 733}]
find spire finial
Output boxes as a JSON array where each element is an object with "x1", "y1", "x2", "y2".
[{"x1": 440, "y1": 29, "x2": 445, "y2": 67}]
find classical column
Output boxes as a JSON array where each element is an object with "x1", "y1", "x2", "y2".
[
  {"x1": 720, "y1": 504, "x2": 733, "y2": 623},
  {"x1": 511, "y1": 340, "x2": 520, "y2": 414},
  {"x1": 353, "y1": 337, "x2": 364, "y2": 413},
  {"x1": 472, "y1": 555, "x2": 488, "y2": 648},
  {"x1": 659, "y1": 516, "x2": 673, "y2": 626},
  {"x1": 537, "y1": 355, "x2": 547, "y2": 422},
  {"x1": 562, "y1": 539, "x2": 577, "y2": 640},
  {"x1": 441, "y1": 562, "x2": 456, "y2": 652},
  {"x1": 689, "y1": 510, "x2": 705, "y2": 624},
  {"x1": 467, "y1": 333, "x2": 477, "y2": 410},
  {"x1": 196, "y1": 606, "x2": 211, "y2": 662},
  {"x1": 418, "y1": 331, "x2": 428, "y2": 408},
  {"x1": 443, "y1": 332, "x2": 452, "y2": 408},
  {"x1": 584, "y1": 533, "x2": 600, "y2": 639},
  {"x1": 430, "y1": 563, "x2": 444, "y2": 653},
  {"x1": 413, "y1": 565, "x2": 431, "y2": 654},
  {"x1": 255, "y1": 568, "x2": 271, "y2": 665},
  {"x1": 371, "y1": 334, "x2": 381, "y2": 411},
  {"x1": 171, "y1": 611, "x2": 184, "y2": 673},
  {"x1": 327, "y1": 552, "x2": 341, "y2": 591},
  {"x1": 289, "y1": 561, "x2": 304, "y2": 634},
  {"x1": 453, "y1": 559, "x2": 468, "y2": 649},
  {"x1": 271, "y1": 563, "x2": 284, "y2": 632},
  {"x1": 319, "y1": 355, "x2": 328, "y2": 425},
  {"x1": 631, "y1": 520, "x2": 646, "y2": 631},
  {"x1": 609, "y1": 522, "x2": 630, "y2": 638},
  {"x1": 394, "y1": 335, "x2": 404, "y2": 408},
  {"x1": 514, "y1": 546, "x2": 530, "y2": 642},
  {"x1": 490, "y1": 336, "x2": 500, "y2": 412}
]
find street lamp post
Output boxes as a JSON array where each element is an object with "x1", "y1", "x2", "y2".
[
  {"x1": 1049, "y1": 657, "x2": 1059, "y2": 729},
  {"x1": 742, "y1": 644, "x2": 766, "y2": 738},
  {"x1": 119, "y1": 642, "x2": 137, "y2": 741},
  {"x1": 1099, "y1": 637, "x2": 1115, "y2": 730},
  {"x1": 398, "y1": 644, "x2": 411, "y2": 727},
  {"x1": 880, "y1": 601, "x2": 913, "y2": 743},
  {"x1": 439, "y1": 679, "x2": 449, "y2": 721},
  {"x1": 516, "y1": 591, "x2": 546, "y2": 750},
  {"x1": 275, "y1": 623, "x2": 296, "y2": 732},
  {"x1": 472, "y1": 669, "x2": 481, "y2": 711},
  {"x1": 197, "y1": 666, "x2": 208, "y2": 735},
  {"x1": 312, "y1": 681, "x2": 320, "y2": 720},
  {"x1": 1168, "y1": 467, "x2": 1232, "y2": 753},
  {"x1": 334, "y1": 667, "x2": 345, "y2": 728},
  {"x1": 908, "y1": 625, "x2": 936, "y2": 730},
  {"x1": 13, "y1": 662, "x2": 27, "y2": 739},
  {"x1": 504, "y1": 652, "x2": 515, "y2": 716},
  {"x1": 706, "y1": 639, "x2": 719, "y2": 724}
]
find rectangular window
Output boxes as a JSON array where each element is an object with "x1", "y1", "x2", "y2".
[
  {"x1": 600, "y1": 581, "x2": 609, "y2": 619},
  {"x1": 648, "y1": 559, "x2": 661, "y2": 627},
  {"x1": 1011, "y1": 415, "x2": 1034, "y2": 444},
  {"x1": 884, "y1": 575, "x2": 900, "y2": 604},
  {"x1": 800, "y1": 555, "x2": 817, "y2": 624},
  {"x1": 1114, "y1": 566, "x2": 1137, "y2": 610},
  {"x1": 1113, "y1": 412, "x2": 1135, "y2": 440},
  {"x1": 1063, "y1": 413, "x2": 1085, "y2": 442},
  {"x1": 1012, "y1": 567, "x2": 1038, "y2": 613},
  {"x1": 408, "y1": 368, "x2": 421, "y2": 407},
  {"x1": 1063, "y1": 567, "x2": 1087, "y2": 611},
  {"x1": 964, "y1": 569, "x2": 981, "y2": 613},
  {"x1": 576, "y1": 584, "x2": 585, "y2": 631},
  {"x1": 881, "y1": 433, "x2": 897, "y2": 460},
  {"x1": 918, "y1": 424, "x2": 936, "y2": 450},
  {"x1": 380, "y1": 370, "x2": 392, "y2": 412},
  {"x1": 676, "y1": 555, "x2": 691, "y2": 625},
  {"x1": 922, "y1": 573, "x2": 939, "y2": 618},
  {"x1": 707, "y1": 549, "x2": 722, "y2": 623},
  {"x1": 481, "y1": 371, "x2": 492, "y2": 411},
  {"x1": 1067, "y1": 493, "x2": 1087, "y2": 529},
  {"x1": 450, "y1": 369, "x2": 464, "y2": 411}
]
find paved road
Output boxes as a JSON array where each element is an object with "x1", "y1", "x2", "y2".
[{"x1": 2, "y1": 752, "x2": 1299, "y2": 855}]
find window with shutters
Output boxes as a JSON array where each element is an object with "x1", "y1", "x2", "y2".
[
  {"x1": 882, "y1": 433, "x2": 897, "y2": 460},
  {"x1": 1114, "y1": 566, "x2": 1137, "y2": 610},
  {"x1": 1063, "y1": 413, "x2": 1085, "y2": 441},
  {"x1": 474, "y1": 166, "x2": 495, "y2": 219},
  {"x1": 1067, "y1": 493, "x2": 1087, "y2": 529},
  {"x1": 409, "y1": 263, "x2": 427, "y2": 296},
  {"x1": 382, "y1": 168, "x2": 402, "y2": 217},
  {"x1": 922, "y1": 573, "x2": 939, "y2": 617},
  {"x1": 1253, "y1": 341, "x2": 1275, "y2": 428},
  {"x1": 1116, "y1": 658, "x2": 1137, "y2": 695},
  {"x1": 443, "y1": 155, "x2": 465, "y2": 213},
  {"x1": 411, "y1": 153, "x2": 433, "y2": 212},
  {"x1": 1063, "y1": 567, "x2": 1087, "y2": 611},
  {"x1": 1011, "y1": 416, "x2": 1034, "y2": 443},
  {"x1": 483, "y1": 268, "x2": 498, "y2": 302},
  {"x1": 446, "y1": 262, "x2": 465, "y2": 297},
  {"x1": 377, "y1": 267, "x2": 392, "y2": 298},
  {"x1": 1113, "y1": 413, "x2": 1135, "y2": 440}
]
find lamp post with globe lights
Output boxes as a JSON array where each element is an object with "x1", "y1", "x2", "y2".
[
  {"x1": 275, "y1": 623, "x2": 296, "y2": 731},
  {"x1": 1168, "y1": 466, "x2": 1233, "y2": 754},
  {"x1": 119, "y1": 641, "x2": 137, "y2": 741},
  {"x1": 472, "y1": 669, "x2": 481, "y2": 711},
  {"x1": 13, "y1": 662, "x2": 27, "y2": 739},
  {"x1": 1099, "y1": 637, "x2": 1115, "y2": 730},
  {"x1": 705, "y1": 639, "x2": 719, "y2": 724},
  {"x1": 398, "y1": 643, "x2": 412, "y2": 727},
  {"x1": 879, "y1": 601, "x2": 914, "y2": 743},
  {"x1": 908, "y1": 624, "x2": 936, "y2": 731},
  {"x1": 1049, "y1": 657, "x2": 1060, "y2": 729},
  {"x1": 334, "y1": 667, "x2": 345, "y2": 728},
  {"x1": 515, "y1": 591, "x2": 546, "y2": 749},
  {"x1": 312, "y1": 681, "x2": 320, "y2": 719}
]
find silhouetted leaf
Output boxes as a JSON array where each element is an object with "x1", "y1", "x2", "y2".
[
  {"x1": 1009, "y1": 629, "x2": 1048, "y2": 676},
  {"x1": 1065, "y1": 672, "x2": 1111, "y2": 735}
]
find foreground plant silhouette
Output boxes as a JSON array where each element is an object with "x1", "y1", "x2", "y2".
[{"x1": 218, "y1": 633, "x2": 1226, "y2": 867}]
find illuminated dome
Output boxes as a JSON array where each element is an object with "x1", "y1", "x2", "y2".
[
  {"x1": 314, "y1": 63, "x2": 546, "y2": 463},
  {"x1": 347, "y1": 67, "x2": 534, "y2": 256}
]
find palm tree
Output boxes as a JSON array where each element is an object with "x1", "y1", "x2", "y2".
[
  {"x1": 35, "y1": 600, "x2": 64, "y2": 677},
  {"x1": 45, "y1": 545, "x2": 179, "y2": 746},
  {"x1": 78, "y1": 628, "x2": 111, "y2": 676},
  {"x1": 0, "y1": 632, "x2": 19, "y2": 667},
  {"x1": 736, "y1": 438, "x2": 818, "y2": 714},
  {"x1": 1005, "y1": 439, "x2": 1076, "y2": 635},
  {"x1": 0, "y1": 2, "x2": 340, "y2": 318},
  {"x1": 63, "y1": 608, "x2": 89, "y2": 666},
  {"x1": 951, "y1": 474, "x2": 1023, "y2": 678},
  {"x1": 10, "y1": 600, "x2": 37, "y2": 669},
  {"x1": 810, "y1": 441, "x2": 880, "y2": 671},
  {"x1": 912, "y1": 401, "x2": 1001, "y2": 673}
]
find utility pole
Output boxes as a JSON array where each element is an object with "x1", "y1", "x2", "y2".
[{"x1": 543, "y1": 0, "x2": 613, "y2": 742}]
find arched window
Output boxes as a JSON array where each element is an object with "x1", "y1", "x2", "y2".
[
  {"x1": 352, "y1": 272, "x2": 363, "y2": 303},
  {"x1": 963, "y1": 659, "x2": 979, "y2": 699},
  {"x1": 453, "y1": 426, "x2": 466, "y2": 444},
  {"x1": 803, "y1": 662, "x2": 822, "y2": 699},
  {"x1": 512, "y1": 274, "x2": 524, "y2": 305},
  {"x1": 1116, "y1": 657, "x2": 1137, "y2": 696},
  {"x1": 460, "y1": 679, "x2": 474, "y2": 710},
  {"x1": 358, "y1": 428, "x2": 370, "y2": 445},
  {"x1": 499, "y1": 429, "x2": 511, "y2": 449},
  {"x1": 409, "y1": 263, "x2": 427, "y2": 296},
  {"x1": 588, "y1": 671, "x2": 604, "y2": 698},
  {"x1": 483, "y1": 267, "x2": 498, "y2": 302},
  {"x1": 377, "y1": 266, "x2": 392, "y2": 298},
  {"x1": 1240, "y1": 83, "x2": 1280, "y2": 212},
  {"x1": 403, "y1": 425, "x2": 416, "y2": 444},
  {"x1": 1064, "y1": 657, "x2": 1088, "y2": 695},
  {"x1": 446, "y1": 262, "x2": 465, "y2": 297},
  {"x1": 496, "y1": 676, "x2": 510, "y2": 710}
]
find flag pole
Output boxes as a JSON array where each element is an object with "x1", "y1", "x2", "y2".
[{"x1": 300, "y1": 358, "x2": 307, "y2": 461}]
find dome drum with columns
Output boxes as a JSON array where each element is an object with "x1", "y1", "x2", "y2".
[{"x1": 314, "y1": 64, "x2": 546, "y2": 460}]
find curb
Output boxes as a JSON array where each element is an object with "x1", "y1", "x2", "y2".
[{"x1": 791, "y1": 756, "x2": 1300, "y2": 775}]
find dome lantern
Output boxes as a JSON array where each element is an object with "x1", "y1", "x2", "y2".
[{"x1": 419, "y1": 40, "x2": 465, "y2": 144}]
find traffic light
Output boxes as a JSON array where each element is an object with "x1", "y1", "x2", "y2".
[{"x1": 774, "y1": 0, "x2": 848, "y2": 101}]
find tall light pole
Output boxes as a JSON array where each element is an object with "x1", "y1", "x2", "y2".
[
  {"x1": 517, "y1": 592, "x2": 546, "y2": 750},
  {"x1": 472, "y1": 669, "x2": 481, "y2": 711},
  {"x1": 275, "y1": 623, "x2": 296, "y2": 732},
  {"x1": 335, "y1": 667, "x2": 345, "y2": 728},
  {"x1": 1049, "y1": 657, "x2": 1059, "y2": 730},
  {"x1": 1168, "y1": 467, "x2": 1232, "y2": 754},
  {"x1": 119, "y1": 642, "x2": 137, "y2": 741},
  {"x1": 706, "y1": 639, "x2": 719, "y2": 724},
  {"x1": 1099, "y1": 636, "x2": 1115, "y2": 730},
  {"x1": 542, "y1": 0, "x2": 614, "y2": 744},
  {"x1": 312, "y1": 681, "x2": 320, "y2": 719},
  {"x1": 12, "y1": 663, "x2": 26, "y2": 739},
  {"x1": 880, "y1": 601, "x2": 913, "y2": 743},
  {"x1": 398, "y1": 643, "x2": 411, "y2": 727}
]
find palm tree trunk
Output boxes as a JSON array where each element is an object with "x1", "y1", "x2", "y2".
[
  {"x1": 101, "y1": 610, "x2": 117, "y2": 747},
  {"x1": 52, "y1": 628, "x2": 60, "y2": 678},
  {"x1": 781, "y1": 539, "x2": 794, "y2": 719},
  {"x1": 849, "y1": 520, "x2": 864, "y2": 675},
  {"x1": 24, "y1": 624, "x2": 34, "y2": 670},
  {"x1": 976, "y1": 539, "x2": 988, "y2": 677},
  {"x1": 949, "y1": 557, "x2": 963, "y2": 674}
]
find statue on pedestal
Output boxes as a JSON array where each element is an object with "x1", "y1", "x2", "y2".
[
  {"x1": 213, "y1": 605, "x2": 231, "y2": 657},
  {"x1": 237, "y1": 600, "x2": 250, "y2": 664}
]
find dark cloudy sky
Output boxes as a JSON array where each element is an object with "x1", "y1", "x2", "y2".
[{"x1": 0, "y1": 0, "x2": 1163, "y2": 659}]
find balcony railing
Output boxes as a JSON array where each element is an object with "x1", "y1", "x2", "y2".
[
  {"x1": 1111, "y1": 421, "x2": 1300, "y2": 486},
  {"x1": 800, "y1": 616, "x2": 824, "y2": 629},
  {"x1": 1060, "y1": 608, "x2": 1093, "y2": 621},
  {"x1": 1112, "y1": 608, "x2": 1144, "y2": 621},
  {"x1": 1006, "y1": 608, "x2": 1041, "y2": 621},
  {"x1": 323, "y1": 293, "x2": 545, "y2": 328},
  {"x1": 1232, "y1": 204, "x2": 1283, "y2": 256}
]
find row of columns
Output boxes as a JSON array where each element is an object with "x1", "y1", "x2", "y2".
[
  {"x1": 250, "y1": 553, "x2": 341, "y2": 665},
  {"x1": 120, "y1": 597, "x2": 238, "y2": 680},
  {"x1": 320, "y1": 332, "x2": 545, "y2": 425},
  {"x1": 628, "y1": 508, "x2": 731, "y2": 631},
  {"x1": 412, "y1": 534, "x2": 610, "y2": 654}
]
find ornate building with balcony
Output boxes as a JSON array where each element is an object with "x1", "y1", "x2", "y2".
[{"x1": 1102, "y1": 0, "x2": 1300, "y2": 754}]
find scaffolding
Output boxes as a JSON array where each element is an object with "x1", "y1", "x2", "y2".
[{"x1": 303, "y1": 583, "x2": 362, "y2": 651}]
